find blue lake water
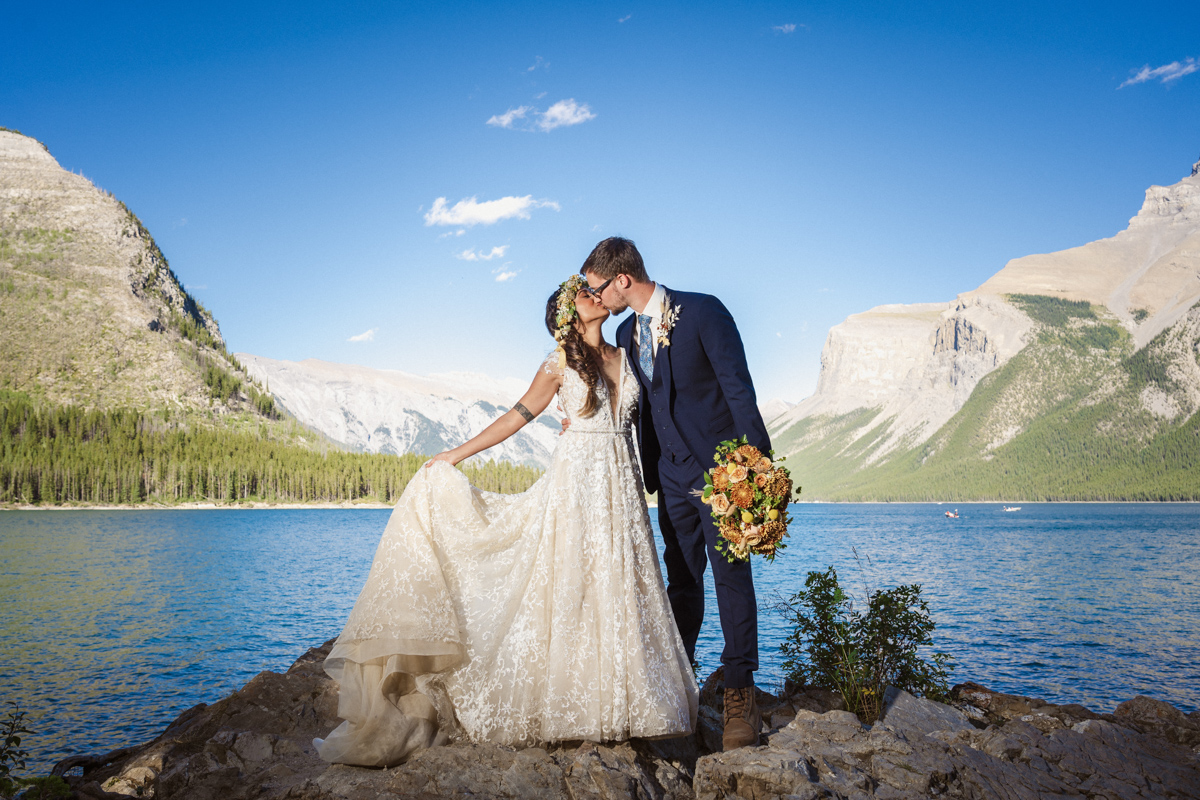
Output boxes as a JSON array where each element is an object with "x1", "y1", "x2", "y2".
[{"x1": 1, "y1": 503, "x2": 1199, "y2": 773}]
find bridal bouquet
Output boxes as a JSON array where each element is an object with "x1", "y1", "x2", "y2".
[{"x1": 699, "y1": 437, "x2": 795, "y2": 563}]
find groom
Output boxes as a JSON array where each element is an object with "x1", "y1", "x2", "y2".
[{"x1": 581, "y1": 237, "x2": 771, "y2": 750}]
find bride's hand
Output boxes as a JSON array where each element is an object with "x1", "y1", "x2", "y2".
[{"x1": 425, "y1": 450, "x2": 461, "y2": 468}]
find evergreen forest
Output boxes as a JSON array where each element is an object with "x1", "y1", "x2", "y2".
[{"x1": 0, "y1": 392, "x2": 543, "y2": 506}]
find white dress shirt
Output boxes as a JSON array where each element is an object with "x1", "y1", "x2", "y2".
[{"x1": 633, "y1": 283, "x2": 666, "y2": 361}]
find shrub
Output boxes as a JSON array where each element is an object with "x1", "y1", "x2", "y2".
[
  {"x1": 778, "y1": 561, "x2": 954, "y2": 723},
  {"x1": 0, "y1": 702, "x2": 31, "y2": 800}
]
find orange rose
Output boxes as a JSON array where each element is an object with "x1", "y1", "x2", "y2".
[
  {"x1": 727, "y1": 464, "x2": 749, "y2": 483},
  {"x1": 710, "y1": 493, "x2": 732, "y2": 515}
]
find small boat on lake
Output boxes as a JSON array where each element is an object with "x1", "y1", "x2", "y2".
[
  {"x1": 945, "y1": 509, "x2": 959, "y2": 518},
  {"x1": 1003, "y1": 506, "x2": 1022, "y2": 512}
]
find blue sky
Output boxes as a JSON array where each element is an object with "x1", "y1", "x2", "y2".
[{"x1": 3, "y1": 1, "x2": 1198, "y2": 402}]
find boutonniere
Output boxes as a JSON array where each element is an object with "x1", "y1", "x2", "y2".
[{"x1": 657, "y1": 298, "x2": 682, "y2": 348}]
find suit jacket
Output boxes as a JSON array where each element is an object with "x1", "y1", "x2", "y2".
[{"x1": 617, "y1": 287, "x2": 771, "y2": 494}]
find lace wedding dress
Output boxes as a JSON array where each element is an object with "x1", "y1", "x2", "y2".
[{"x1": 316, "y1": 350, "x2": 699, "y2": 767}]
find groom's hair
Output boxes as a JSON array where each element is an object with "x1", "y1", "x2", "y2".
[{"x1": 581, "y1": 237, "x2": 649, "y2": 283}]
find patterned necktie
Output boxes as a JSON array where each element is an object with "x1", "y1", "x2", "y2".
[{"x1": 638, "y1": 314, "x2": 654, "y2": 381}]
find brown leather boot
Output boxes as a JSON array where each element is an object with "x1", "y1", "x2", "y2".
[{"x1": 722, "y1": 686, "x2": 762, "y2": 750}]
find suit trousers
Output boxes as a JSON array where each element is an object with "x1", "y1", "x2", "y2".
[{"x1": 655, "y1": 450, "x2": 759, "y2": 689}]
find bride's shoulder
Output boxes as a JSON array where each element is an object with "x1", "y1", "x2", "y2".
[{"x1": 540, "y1": 349, "x2": 566, "y2": 378}]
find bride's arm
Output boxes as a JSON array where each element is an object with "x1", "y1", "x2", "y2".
[{"x1": 425, "y1": 367, "x2": 562, "y2": 467}]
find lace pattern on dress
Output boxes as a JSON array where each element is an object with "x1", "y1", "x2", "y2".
[{"x1": 317, "y1": 348, "x2": 697, "y2": 767}]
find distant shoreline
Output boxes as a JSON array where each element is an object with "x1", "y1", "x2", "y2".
[
  {"x1": 3, "y1": 499, "x2": 1198, "y2": 511},
  {"x1": 0, "y1": 501, "x2": 395, "y2": 511}
]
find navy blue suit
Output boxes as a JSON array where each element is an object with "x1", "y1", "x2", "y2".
[{"x1": 617, "y1": 288, "x2": 770, "y2": 688}]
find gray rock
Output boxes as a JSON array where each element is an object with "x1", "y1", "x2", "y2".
[
  {"x1": 876, "y1": 686, "x2": 973, "y2": 739},
  {"x1": 695, "y1": 688, "x2": 1200, "y2": 799},
  {"x1": 57, "y1": 643, "x2": 1200, "y2": 799},
  {"x1": 61, "y1": 639, "x2": 703, "y2": 800}
]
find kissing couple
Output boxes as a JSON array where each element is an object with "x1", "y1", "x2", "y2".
[{"x1": 315, "y1": 237, "x2": 773, "y2": 766}]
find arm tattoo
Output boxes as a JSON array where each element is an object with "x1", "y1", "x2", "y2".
[{"x1": 513, "y1": 402, "x2": 535, "y2": 423}]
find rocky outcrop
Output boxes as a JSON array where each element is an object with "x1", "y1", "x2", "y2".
[
  {"x1": 974, "y1": 166, "x2": 1200, "y2": 348},
  {"x1": 693, "y1": 684, "x2": 1200, "y2": 799},
  {"x1": 0, "y1": 129, "x2": 261, "y2": 415},
  {"x1": 58, "y1": 641, "x2": 1200, "y2": 799},
  {"x1": 238, "y1": 354, "x2": 564, "y2": 467},
  {"x1": 772, "y1": 159, "x2": 1200, "y2": 468},
  {"x1": 769, "y1": 296, "x2": 1033, "y2": 460}
]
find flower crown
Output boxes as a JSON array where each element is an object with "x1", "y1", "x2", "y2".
[
  {"x1": 553, "y1": 274, "x2": 588, "y2": 368},
  {"x1": 553, "y1": 274, "x2": 587, "y2": 342}
]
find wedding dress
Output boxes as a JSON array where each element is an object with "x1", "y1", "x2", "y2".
[{"x1": 316, "y1": 350, "x2": 699, "y2": 767}]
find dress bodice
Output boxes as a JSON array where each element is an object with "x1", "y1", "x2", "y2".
[{"x1": 544, "y1": 348, "x2": 638, "y2": 434}]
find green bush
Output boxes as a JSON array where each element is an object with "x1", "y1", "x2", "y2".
[
  {"x1": 778, "y1": 563, "x2": 954, "y2": 723},
  {"x1": 13, "y1": 777, "x2": 70, "y2": 800},
  {"x1": 0, "y1": 703, "x2": 31, "y2": 800}
]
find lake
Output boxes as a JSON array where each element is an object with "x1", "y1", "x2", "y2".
[{"x1": 2, "y1": 503, "x2": 1198, "y2": 773}]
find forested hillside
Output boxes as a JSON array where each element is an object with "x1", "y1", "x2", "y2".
[
  {"x1": 0, "y1": 130, "x2": 543, "y2": 506},
  {"x1": 779, "y1": 296, "x2": 1200, "y2": 500},
  {"x1": 0, "y1": 392, "x2": 541, "y2": 505}
]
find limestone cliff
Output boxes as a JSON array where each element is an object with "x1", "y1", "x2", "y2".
[
  {"x1": 973, "y1": 159, "x2": 1200, "y2": 348},
  {"x1": 773, "y1": 159, "x2": 1200, "y2": 499},
  {"x1": 0, "y1": 129, "x2": 267, "y2": 417}
]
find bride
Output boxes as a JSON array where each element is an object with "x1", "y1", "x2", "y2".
[{"x1": 315, "y1": 275, "x2": 699, "y2": 767}]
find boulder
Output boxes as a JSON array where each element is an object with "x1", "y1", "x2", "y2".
[
  {"x1": 694, "y1": 685, "x2": 1200, "y2": 799},
  {"x1": 60, "y1": 640, "x2": 705, "y2": 800},
  {"x1": 56, "y1": 646, "x2": 1200, "y2": 799}
]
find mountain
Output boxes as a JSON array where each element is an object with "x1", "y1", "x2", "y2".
[
  {"x1": 0, "y1": 128, "x2": 275, "y2": 421},
  {"x1": 771, "y1": 158, "x2": 1200, "y2": 500},
  {"x1": 236, "y1": 359, "x2": 803, "y2": 470},
  {"x1": 0, "y1": 129, "x2": 542, "y2": 506},
  {"x1": 238, "y1": 354, "x2": 564, "y2": 468}
]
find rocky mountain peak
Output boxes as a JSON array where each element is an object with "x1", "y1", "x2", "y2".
[
  {"x1": 0, "y1": 128, "x2": 265, "y2": 417},
  {"x1": 0, "y1": 128, "x2": 56, "y2": 164}
]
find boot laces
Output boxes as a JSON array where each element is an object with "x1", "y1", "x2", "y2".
[{"x1": 725, "y1": 688, "x2": 750, "y2": 720}]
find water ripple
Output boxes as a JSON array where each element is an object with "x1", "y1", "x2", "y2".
[{"x1": 1, "y1": 503, "x2": 1197, "y2": 774}]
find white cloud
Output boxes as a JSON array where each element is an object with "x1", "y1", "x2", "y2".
[
  {"x1": 1119, "y1": 57, "x2": 1198, "y2": 88},
  {"x1": 487, "y1": 106, "x2": 532, "y2": 128},
  {"x1": 423, "y1": 196, "x2": 560, "y2": 227},
  {"x1": 494, "y1": 270, "x2": 518, "y2": 282},
  {"x1": 538, "y1": 99, "x2": 596, "y2": 131},
  {"x1": 486, "y1": 99, "x2": 596, "y2": 132},
  {"x1": 348, "y1": 328, "x2": 376, "y2": 342},
  {"x1": 618, "y1": 14, "x2": 631, "y2": 23},
  {"x1": 773, "y1": 23, "x2": 797, "y2": 33},
  {"x1": 456, "y1": 245, "x2": 509, "y2": 261},
  {"x1": 527, "y1": 56, "x2": 546, "y2": 72}
]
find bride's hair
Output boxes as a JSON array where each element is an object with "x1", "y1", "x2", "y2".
[{"x1": 545, "y1": 290, "x2": 603, "y2": 418}]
